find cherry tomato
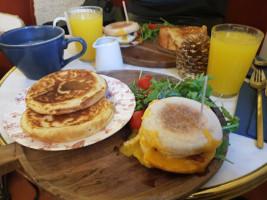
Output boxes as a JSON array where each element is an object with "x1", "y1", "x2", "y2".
[
  {"x1": 129, "y1": 110, "x2": 145, "y2": 130},
  {"x1": 138, "y1": 76, "x2": 152, "y2": 90},
  {"x1": 148, "y1": 24, "x2": 159, "y2": 29},
  {"x1": 137, "y1": 29, "x2": 143, "y2": 35}
]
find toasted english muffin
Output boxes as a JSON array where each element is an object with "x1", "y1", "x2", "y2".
[
  {"x1": 21, "y1": 98, "x2": 114, "y2": 143},
  {"x1": 104, "y1": 21, "x2": 139, "y2": 37},
  {"x1": 141, "y1": 97, "x2": 222, "y2": 155},
  {"x1": 120, "y1": 97, "x2": 223, "y2": 174},
  {"x1": 26, "y1": 69, "x2": 107, "y2": 115}
]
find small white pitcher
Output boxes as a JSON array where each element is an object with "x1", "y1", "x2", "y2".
[{"x1": 93, "y1": 36, "x2": 124, "y2": 71}]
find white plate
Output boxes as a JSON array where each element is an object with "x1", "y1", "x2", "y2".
[
  {"x1": 0, "y1": 12, "x2": 24, "y2": 33},
  {"x1": 1, "y1": 75, "x2": 135, "y2": 151}
]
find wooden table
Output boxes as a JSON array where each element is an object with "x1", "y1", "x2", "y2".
[{"x1": 1, "y1": 44, "x2": 267, "y2": 199}]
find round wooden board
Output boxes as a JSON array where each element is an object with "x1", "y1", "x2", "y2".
[
  {"x1": 121, "y1": 40, "x2": 176, "y2": 68},
  {"x1": 1, "y1": 70, "x2": 228, "y2": 200}
]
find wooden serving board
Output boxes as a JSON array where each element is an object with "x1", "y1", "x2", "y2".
[
  {"x1": 121, "y1": 40, "x2": 176, "y2": 68},
  {"x1": 0, "y1": 70, "x2": 227, "y2": 200}
]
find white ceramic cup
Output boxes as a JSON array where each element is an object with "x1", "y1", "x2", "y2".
[{"x1": 93, "y1": 36, "x2": 124, "y2": 71}]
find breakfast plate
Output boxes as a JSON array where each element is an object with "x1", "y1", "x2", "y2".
[{"x1": 1, "y1": 75, "x2": 135, "y2": 151}]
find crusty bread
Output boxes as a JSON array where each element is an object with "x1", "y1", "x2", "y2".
[
  {"x1": 21, "y1": 98, "x2": 114, "y2": 143},
  {"x1": 26, "y1": 69, "x2": 107, "y2": 115},
  {"x1": 158, "y1": 25, "x2": 208, "y2": 51}
]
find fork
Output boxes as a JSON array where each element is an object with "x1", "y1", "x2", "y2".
[
  {"x1": 254, "y1": 58, "x2": 267, "y2": 67},
  {"x1": 249, "y1": 69, "x2": 266, "y2": 148}
]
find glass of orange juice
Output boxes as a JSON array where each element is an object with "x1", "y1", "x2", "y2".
[
  {"x1": 54, "y1": 6, "x2": 103, "y2": 61},
  {"x1": 207, "y1": 24, "x2": 264, "y2": 96}
]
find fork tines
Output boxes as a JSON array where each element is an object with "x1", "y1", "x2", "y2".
[{"x1": 255, "y1": 69, "x2": 263, "y2": 82}]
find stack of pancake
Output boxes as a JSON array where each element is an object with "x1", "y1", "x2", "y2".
[{"x1": 20, "y1": 69, "x2": 114, "y2": 143}]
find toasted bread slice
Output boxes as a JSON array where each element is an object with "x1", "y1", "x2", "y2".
[
  {"x1": 26, "y1": 69, "x2": 107, "y2": 115},
  {"x1": 158, "y1": 25, "x2": 207, "y2": 51},
  {"x1": 21, "y1": 98, "x2": 114, "y2": 143}
]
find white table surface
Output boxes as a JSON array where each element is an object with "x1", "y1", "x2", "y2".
[{"x1": 0, "y1": 43, "x2": 266, "y2": 190}]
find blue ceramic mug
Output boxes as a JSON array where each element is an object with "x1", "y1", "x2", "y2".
[{"x1": 0, "y1": 25, "x2": 87, "y2": 80}]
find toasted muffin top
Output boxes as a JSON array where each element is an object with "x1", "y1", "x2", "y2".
[
  {"x1": 140, "y1": 97, "x2": 222, "y2": 155},
  {"x1": 104, "y1": 21, "x2": 139, "y2": 37}
]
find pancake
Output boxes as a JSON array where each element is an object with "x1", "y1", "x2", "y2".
[
  {"x1": 21, "y1": 98, "x2": 114, "y2": 143},
  {"x1": 26, "y1": 69, "x2": 107, "y2": 115}
]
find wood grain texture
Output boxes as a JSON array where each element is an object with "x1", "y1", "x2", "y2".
[
  {"x1": 121, "y1": 40, "x2": 176, "y2": 68},
  {"x1": 0, "y1": 143, "x2": 23, "y2": 176},
  {"x1": 0, "y1": 70, "x2": 228, "y2": 200}
]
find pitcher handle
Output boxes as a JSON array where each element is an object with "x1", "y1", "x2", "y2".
[
  {"x1": 53, "y1": 16, "x2": 72, "y2": 36},
  {"x1": 62, "y1": 37, "x2": 87, "y2": 66},
  {"x1": 53, "y1": 17, "x2": 66, "y2": 26}
]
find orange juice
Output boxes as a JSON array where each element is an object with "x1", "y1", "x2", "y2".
[
  {"x1": 207, "y1": 29, "x2": 263, "y2": 96},
  {"x1": 69, "y1": 12, "x2": 103, "y2": 61}
]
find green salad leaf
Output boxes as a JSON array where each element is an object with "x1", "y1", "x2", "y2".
[
  {"x1": 215, "y1": 139, "x2": 233, "y2": 164},
  {"x1": 139, "y1": 18, "x2": 176, "y2": 41}
]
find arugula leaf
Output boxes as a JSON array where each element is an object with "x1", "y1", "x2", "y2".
[
  {"x1": 132, "y1": 74, "x2": 213, "y2": 111},
  {"x1": 220, "y1": 106, "x2": 240, "y2": 133},
  {"x1": 139, "y1": 19, "x2": 176, "y2": 41},
  {"x1": 215, "y1": 139, "x2": 234, "y2": 164}
]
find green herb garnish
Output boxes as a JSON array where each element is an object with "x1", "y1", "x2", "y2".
[
  {"x1": 215, "y1": 139, "x2": 233, "y2": 164},
  {"x1": 139, "y1": 18, "x2": 176, "y2": 41}
]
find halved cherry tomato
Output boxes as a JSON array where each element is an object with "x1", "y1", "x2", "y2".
[
  {"x1": 138, "y1": 76, "x2": 152, "y2": 90},
  {"x1": 148, "y1": 24, "x2": 159, "y2": 29},
  {"x1": 137, "y1": 29, "x2": 143, "y2": 35},
  {"x1": 129, "y1": 110, "x2": 145, "y2": 130}
]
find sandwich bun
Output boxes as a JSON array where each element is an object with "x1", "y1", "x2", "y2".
[
  {"x1": 104, "y1": 21, "x2": 139, "y2": 44},
  {"x1": 104, "y1": 21, "x2": 139, "y2": 37},
  {"x1": 120, "y1": 97, "x2": 223, "y2": 174}
]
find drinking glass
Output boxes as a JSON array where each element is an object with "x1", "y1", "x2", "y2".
[
  {"x1": 207, "y1": 24, "x2": 264, "y2": 96},
  {"x1": 54, "y1": 6, "x2": 103, "y2": 61}
]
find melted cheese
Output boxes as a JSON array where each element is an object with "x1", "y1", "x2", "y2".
[
  {"x1": 201, "y1": 129, "x2": 222, "y2": 152},
  {"x1": 122, "y1": 35, "x2": 128, "y2": 41},
  {"x1": 120, "y1": 111, "x2": 222, "y2": 174},
  {"x1": 144, "y1": 148, "x2": 216, "y2": 174},
  {"x1": 119, "y1": 132, "x2": 151, "y2": 168},
  {"x1": 115, "y1": 28, "x2": 128, "y2": 37}
]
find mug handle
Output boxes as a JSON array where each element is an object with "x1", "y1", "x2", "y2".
[{"x1": 62, "y1": 37, "x2": 87, "y2": 67}]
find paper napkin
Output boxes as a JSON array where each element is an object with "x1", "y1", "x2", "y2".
[{"x1": 234, "y1": 66, "x2": 267, "y2": 142}]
